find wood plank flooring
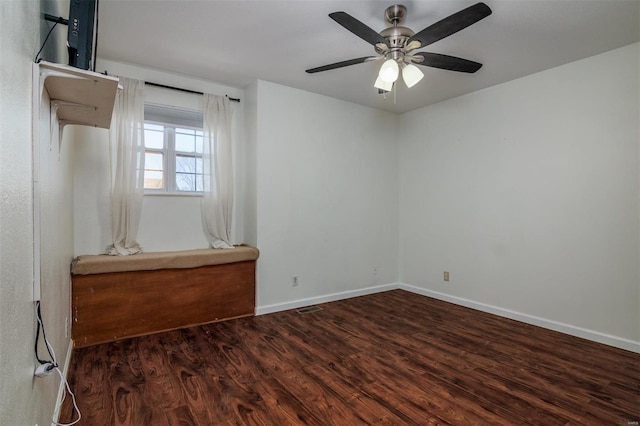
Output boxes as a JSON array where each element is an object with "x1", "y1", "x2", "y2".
[{"x1": 60, "y1": 290, "x2": 639, "y2": 425}]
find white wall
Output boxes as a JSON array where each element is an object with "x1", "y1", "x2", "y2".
[
  {"x1": 399, "y1": 43, "x2": 639, "y2": 347},
  {"x1": 243, "y1": 80, "x2": 258, "y2": 247},
  {"x1": 72, "y1": 125, "x2": 112, "y2": 253},
  {"x1": 0, "y1": 0, "x2": 73, "y2": 424},
  {"x1": 74, "y1": 60, "x2": 246, "y2": 254},
  {"x1": 254, "y1": 81, "x2": 399, "y2": 310}
]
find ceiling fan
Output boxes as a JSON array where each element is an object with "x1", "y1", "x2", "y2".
[{"x1": 306, "y1": 3, "x2": 492, "y2": 91}]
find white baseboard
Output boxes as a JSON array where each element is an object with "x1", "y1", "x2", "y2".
[
  {"x1": 400, "y1": 284, "x2": 640, "y2": 353},
  {"x1": 256, "y1": 282, "x2": 638, "y2": 353},
  {"x1": 51, "y1": 339, "x2": 74, "y2": 426},
  {"x1": 255, "y1": 283, "x2": 400, "y2": 316}
]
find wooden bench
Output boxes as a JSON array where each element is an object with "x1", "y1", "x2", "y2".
[{"x1": 71, "y1": 246, "x2": 259, "y2": 347}]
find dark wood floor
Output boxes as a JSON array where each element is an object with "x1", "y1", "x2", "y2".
[{"x1": 60, "y1": 289, "x2": 639, "y2": 425}]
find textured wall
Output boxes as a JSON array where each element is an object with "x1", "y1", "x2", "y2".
[
  {"x1": 1, "y1": 1, "x2": 48, "y2": 424},
  {"x1": 1, "y1": 1, "x2": 73, "y2": 424}
]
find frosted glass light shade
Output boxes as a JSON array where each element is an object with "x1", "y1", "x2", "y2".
[
  {"x1": 378, "y1": 59, "x2": 399, "y2": 83},
  {"x1": 402, "y1": 64, "x2": 424, "y2": 88},
  {"x1": 374, "y1": 76, "x2": 393, "y2": 92}
]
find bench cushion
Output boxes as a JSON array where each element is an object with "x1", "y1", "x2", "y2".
[{"x1": 71, "y1": 245, "x2": 259, "y2": 275}]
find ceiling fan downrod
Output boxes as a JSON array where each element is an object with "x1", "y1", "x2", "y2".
[{"x1": 381, "y1": 6, "x2": 414, "y2": 45}]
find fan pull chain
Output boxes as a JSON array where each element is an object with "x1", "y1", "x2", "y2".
[{"x1": 394, "y1": 82, "x2": 397, "y2": 104}]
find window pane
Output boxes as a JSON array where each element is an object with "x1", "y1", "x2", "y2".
[
  {"x1": 144, "y1": 123, "x2": 163, "y2": 131},
  {"x1": 176, "y1": 155, "x2": 196, "y2": 173},
  {"x1": 144, "y1": 152, "x2": 164, "y2": 189},
  {"x1": 145, "y1": 151, "x2": 163, "y2": 170},
  {"x1": 144, "y1": 171, "x2": 163, "y2": 189},
  {"x1": 175, "y1": 131, "x2": 196, "y2": 153},
  {"x1": 144, "y1": 127, "x2": 164, "y2": 149},
  {"x1": 176, "y1": 154, "x2": 203, "y2": 192},
  {"x1": 195, "y1": 135, "x2": 204, "y2": 153},
  {"x1": 176, "y1": 173, "x2": 195, "y2": 191}
]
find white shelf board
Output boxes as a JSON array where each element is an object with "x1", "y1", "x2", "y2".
[{"x1": 39, "y1": 61, "x2": 119, "y2": 129}]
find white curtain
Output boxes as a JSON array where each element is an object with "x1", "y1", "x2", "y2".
[
  {"x1": 201, "y1": 94, "x2": 234, "y2": 249},
  {"x1": 106, "y1": 77, "x2": 145, "y2": 256}
]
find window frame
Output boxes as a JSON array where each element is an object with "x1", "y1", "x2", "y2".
[{"x1": 143, "y1": 119, "x2": 205, "y2": 196}]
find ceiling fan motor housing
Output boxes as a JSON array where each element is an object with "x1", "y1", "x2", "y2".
[{"x1": 379, "y1": 5, "x2": 414, "y2": 62}]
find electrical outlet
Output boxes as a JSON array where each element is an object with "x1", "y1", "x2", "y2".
[
  {"x1": 35, "y1": 362, "x2": 55, "y2": 378},
  {"x1": 292, "y1": 275, "x2": 298, "y2": 287},
  {"x1": 444, "y1": 271, "x2": 450, "y2": 282}
]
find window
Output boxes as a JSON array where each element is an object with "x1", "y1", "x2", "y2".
[{"x1": 143, "y1": 105, "x2": 204, "y2": 194}]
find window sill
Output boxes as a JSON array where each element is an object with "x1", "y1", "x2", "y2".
[{"x1": 144, "y1": 192, "x2": 203, "y2": 198}]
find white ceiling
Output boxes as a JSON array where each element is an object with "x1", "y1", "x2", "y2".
[{"x1": 97, "y1": 0, "x2": 639, "y2": 114}]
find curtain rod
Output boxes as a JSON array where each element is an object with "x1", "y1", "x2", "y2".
[
  {"x1": 101, "y1": 70, "x2": 241, "y2": 102},
  {"x1": 144, "y1": 81, "x2": 240, "y2": 103}
]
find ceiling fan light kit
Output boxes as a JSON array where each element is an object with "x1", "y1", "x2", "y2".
[
  {"x1": 306, "y1": 2, "x2": 492, "y2": 95},
  {"x1": 401, "y1": 63, "x2": 424, "y2": 88},
  {"x1": 374, "y1": 76, "x2": 394, "y2": 92},
  {"x1": 379, "y1": 58, "x2": 400, "y2": 83}
]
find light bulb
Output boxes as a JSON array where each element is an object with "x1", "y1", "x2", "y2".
[
  {"x1": 374, "y1": 76, "x2": 393, "y2": 92},
  {"x1": 402, "y1": 64, "x2": 424, "y2": 88},
  {"x1": 378, "y1": 59, "x2": 399, "y2": 83}
]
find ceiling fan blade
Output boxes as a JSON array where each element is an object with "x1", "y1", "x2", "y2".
[
  {"x1": 329, "y1": 12, "x2": 389, "y2": 47},
  {"x1": 407, "y1": 2, "x2": 492, "y2": 49},
  {"x1": 306, "y1": 56, "x2": 376, "y2": 74},
  {"x1": 413, "y1": 52, "x2": 483, "y2": 73}
]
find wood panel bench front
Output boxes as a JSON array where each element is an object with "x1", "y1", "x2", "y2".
[{"x1": 71, "y1": 248, "x2": 258, "y2": 347}]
